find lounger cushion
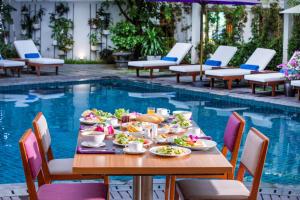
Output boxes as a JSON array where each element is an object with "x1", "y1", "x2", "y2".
[
  {"x1": 28, "y1": 58, "x2": 64, "y2": 65},
  {"x1": 0, "y1": 60, "x2": 25, "y2": 67},
  {"x1": 169, "y1": 65, "x2": 214, "y2": 72},
  {"x1": 205, "y1": 59, "x2": 222, "y2": 66},
  {"x1": 291, "y1": 80, "x2": 300, "y2": 87},
  {"x1": 240, "y1": 64, "x2": 259, "y2": 71},
  {"x1": 245, "y1": 48, "x2": 276, "y2": 71},
  {"x1": 161, "y1": 56, "x2": 178, "y2": 62},
  {"x1": 25, "y1": 53, "x2": 40, "y2": 59},
  {"x1": 128, "y1": 60, "x2": 177, "y2": 67},
  {"x1": 165, "y1": 43, "x2": 192, "y2": 64},
  {"x1": 38, "y1": 183, "x2": 107, "y2": 200},
  {"x1": 48, "y1": 158, "x2": 73, "y2": 175},
  {"x1": 205, "y1": 68, "x2": 252, "y2": 77},
  {"x1": 244, "y1": 73, "x2": 285, "y2": 83},
  {"x1": 176, "y1": 179, "x2": 250, "y2": 200},
  {"x1": 210, "y1": 46, "x2": 238, "y2": 66}
]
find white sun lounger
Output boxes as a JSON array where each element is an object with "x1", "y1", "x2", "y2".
[
  {"x1": 205, "y1": 48, "x2": 276, "y2": 89},
  {"x1": 169, "y1": 45, "x2": 238, "y2": 82},
  {"x1": 14, "y1": 40, "x2": 64, "y2": 76},
  {"x1": 291, "y1": 80, "x2": 300, "y2": 100},
  {"x1": 0, "y1": 55, "x2": 25, "y2": 77},
  {"x1": 244, "y1": 52, "x2": 298, "y2": 96},
  {"x1": 128, "y1": 43, "x2": 192, "y2": 78}
]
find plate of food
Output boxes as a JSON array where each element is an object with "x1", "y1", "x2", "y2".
[
  {"x1": 79, "y1": 117, "x2": 102, "y2": 125},
  {"x1": 149, "y1": 146, "x2": 191, "y2": 157},
  {"x1": 174, "y1": 136, "x2": 216, "y2": 151},
  {"x1": 171, "y1": 113, "x2": 192, "y2": 128},
  {"x1": 113, "y1": 133, "x2": 152, "y2": 147}
]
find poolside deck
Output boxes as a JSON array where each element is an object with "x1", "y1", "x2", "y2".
[
  {"x1": 0, "y1": 179, "x2": 299, "y2": 200},
  {"x1": 0, "y1": 64, "x2": 299, "y2": 109}
]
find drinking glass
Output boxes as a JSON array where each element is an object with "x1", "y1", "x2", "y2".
[{"x1": 147, "y1": 107, "x2": 155, "y2": 114}]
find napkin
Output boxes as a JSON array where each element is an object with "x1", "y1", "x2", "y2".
[{"x1": 77, "y1": 146, "x2": 122, "y2": 154}]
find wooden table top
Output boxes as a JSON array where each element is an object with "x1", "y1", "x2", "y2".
[{"x1": 73, "y1": 139, "x2": 232, "y2": 176}]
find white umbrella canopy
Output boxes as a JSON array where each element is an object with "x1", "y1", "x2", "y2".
[{"x1": 281, "y1": 4, "x2": 300, "y2": 14}]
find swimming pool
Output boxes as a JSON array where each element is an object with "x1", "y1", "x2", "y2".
[{"x1": 0, "y1": 79, "x2": 299, "y2": 185}]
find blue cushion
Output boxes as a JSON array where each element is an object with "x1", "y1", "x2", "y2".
[
  {"x1": 161, "y1": 57, "x2": 178, "y2": 62},
  {"x1": 204, "y1": 59, "x2": 222, "y2": 67},
  {"x1": 240, "y1": 64, "x2": 259, "y2": 71},
  {"x1": 25, "y1": 53, "x2": 40, "y2": 59}
]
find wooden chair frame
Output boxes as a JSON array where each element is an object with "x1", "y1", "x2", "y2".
[
  {"x1": 175, "y1": 127, "x2": 269, "y2": 200},
  {"x1": 248, "y1": 80, "x2": 284, "y2": 96},
  {"x1": 128, "y1": 65, "x2": 173, "y2": 79},
  {"x1": 32, "y1": 112, "x2": 109, "y2": 184},
  {"x1": 28, "y1": 62, "x2": 63, "y2": 76},
  {"x1": 19, "y1": 129, "x2": 49, "y2": 200},
  {"x1": 166, "y1": 112, "x2": 245, "y2": 200}
]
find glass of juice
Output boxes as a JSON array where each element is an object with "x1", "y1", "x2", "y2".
[{"x1": 147, "y1": 107, "x2": 155, "y2": 114}]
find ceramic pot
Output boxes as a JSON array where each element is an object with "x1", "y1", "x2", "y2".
[{"x1": 284, "y1": 80, "x2": 295, "y2": 97}]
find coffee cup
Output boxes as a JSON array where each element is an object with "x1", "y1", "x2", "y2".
[
  {"x1": 107, "y1": 118, "x2": 119, "y2": 126},
  {"x1": 156, "y1": 108, "x2": 170, "y2": 116},
  {"x1": 126, "y1": 141, "x2": 143, "y2": 152}
]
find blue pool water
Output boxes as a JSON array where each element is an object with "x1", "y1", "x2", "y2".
[{"x1": 0, "y1": 79, "x2": 299, "y2": 185}]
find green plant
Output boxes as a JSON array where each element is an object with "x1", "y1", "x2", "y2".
[
  {"x1": 55, "y1": 3, "x2": 69, "y2": 17},
  {"x1": 89, "y1": 32, "x2": 101, "y2": 46},
  {"x1": 141, "y1": 27, "x2": 165, "y2": 56},
  {"x1": 288, "y1": 15, "x2": 300, "y2": 57},
  {"x1": 0, "y1": 43, "x2": 18, "y2": 58},
  {"x1": 99, "y1": 48, "x2": 114, "y2": 64},
  {"x1": 21, "y1": 5, "x2": 29, "y2": 13},
  {"x1": 33, "y1": 8, "x2": 45, "y2": 24},
  {"x1": 0, "y1": 2, "x2": 16, "y2": 43},
  {"x1": 88, "y1": 18, "x2": 101, "y2": 28},
  {"x1": 110, "y1": 21, "x2": 143, "y2": 52}
]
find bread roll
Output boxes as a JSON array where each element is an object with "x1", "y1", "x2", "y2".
[{"x1": 136, "y1": 114, "x2": 164, "y2": 124}]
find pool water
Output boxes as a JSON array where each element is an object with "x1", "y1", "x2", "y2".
[{"x1": 0, "y1": 79, "x2": 299, "y2": 185}]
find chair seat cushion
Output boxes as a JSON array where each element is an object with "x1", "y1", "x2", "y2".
[
  {"x1": 0, "y1": 60, "x2": 25, "y2": 67},
  {"x1": 128, "y1": 60, "x2": 177, "y2": 67},
  {"x1": 38, "y1": 183, "x2": 107, "y2": 200},
  {"x1": 291, "y1": 80, "x2": 300, "y2": 87},
  {"x1": 176, "y1": 179, "x2": 250, "y2": 200},
  {"x1": 170, "y1": 65, "x2": 215, "y2": 72},
  {"x1": 48, "y1": 158, "x2": 73, "y2": 175},
  {"x1": 28, "y1": 58, "x2": 64, "y2": 65},
  {"x1": 205, "y1": 68, "x2": 252, "y2": 77},
  {"x1": 244, "y1": 73, "x2": 285, "y2": 83}
]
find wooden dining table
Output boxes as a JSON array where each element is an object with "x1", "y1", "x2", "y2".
[{"x1": 73, "y1": 118, "x2": 233, "y2": 200}]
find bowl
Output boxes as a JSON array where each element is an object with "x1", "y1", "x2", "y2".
[
  {"x1": 81, "y1": 131, "x2": 105, "y2": 145},
  {"x1": 172, "y1": 111, "x2": 192, "y2": 120}
]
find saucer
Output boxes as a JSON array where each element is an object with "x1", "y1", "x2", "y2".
[
  {"x1": 81, "y1": 141, "x2": 106, "y2": 148},
  {"x1": 123, "y1": 147, "x2": 147, "y2": 154}
]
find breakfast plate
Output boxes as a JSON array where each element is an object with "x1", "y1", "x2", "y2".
[
  {"x1": 149, "y1": 146, "x2": 191, "y2": 157},
  {"x1": 174, "y1": 137, "x2": 217, "y2": 151}
]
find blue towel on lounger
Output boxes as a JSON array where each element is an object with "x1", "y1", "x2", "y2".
[
  {"x1": 240, "y1": 64, "x2": 259, "y2": 71},
  {"x1": 25, "y1": 53, "x2": 40, "y2": 59},
  {"x1": 161, "y1": 57, "x2": 178, "y2": 62},
  {"x1": 204, "y1": 59, "x2": 222, "y2": 67}
]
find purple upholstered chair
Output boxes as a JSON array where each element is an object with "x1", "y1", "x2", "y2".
[
  {"x1": 19, "y1": 129, "x2": 108, "y2": 200},
  {"x1": 166, "y1": 112, "x2": 246, "y2": 200}
]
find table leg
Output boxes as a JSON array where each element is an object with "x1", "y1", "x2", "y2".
[
  {"x1": 141, "y1": 176, "x2": 153, "y2": 200},
  {"x1": 133, "y1": 176, "x2": 141, "y2": 200}
]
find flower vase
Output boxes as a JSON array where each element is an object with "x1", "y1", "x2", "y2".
[{"x1": 284, "y1": 80, "x2": 295, "y2": 97}]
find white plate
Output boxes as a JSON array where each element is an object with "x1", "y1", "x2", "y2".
[
  {"x1": 123, "y1": 147, "x2": 147, "y2": 154},
  {"x1": 176, "y1": 139, "x2": 217, "y2": 151},
  {"x1": 113, "y1": 139, "x2": 153, "y2": 147},
  {"x1": 79, "y1": 118, "x2": 99, "y2": 125},
  {"x1": 149, "y1": 146, "x2": 191, "y2": 157},
  {"x1": 81, "y1": 141, "x2": 106, "y2": 148}
]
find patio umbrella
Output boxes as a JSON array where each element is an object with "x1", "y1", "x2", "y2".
[
  {"x1": 148, "y1": 0, "x2": 260, "y2": 79},
  {"x1": 280, "y1": 4, "x2": 300, "y2": 14}
]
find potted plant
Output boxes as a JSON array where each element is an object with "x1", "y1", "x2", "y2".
[
  {"x1": 32, "y1": 8, "x2": 45, "y2": 30},
  {"x1": 89, "y1": 32, "x2": 101, "y2": 51},
  {"x1": 141, "y1": 27, "x2": 165, "y2": 60},
  {"x1": 99, "y1": 48, "x2": 114, "y2": 64},
  {"x1": 277, "y1": 51, "x2": 300, "y2": 97},
  {"x1": 102, "y1": 14, "x2": 111, "y2": 35},
  {"x1": 21, "y1": 5, "x2": 29, "y2": 15},
  {"x1": 55, "y1": 3, "x2": 69, "y2": 17},
  {"x1": 21, "y1": 23, "x2": 27, "y2": 35},
  {"x1": 88, "y1": 18, "x2": 100, "y2": 29}
]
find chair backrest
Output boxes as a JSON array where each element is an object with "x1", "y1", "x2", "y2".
[
  {"x1": 166, "y1": 43, "x2": 192, "y2": 64},
  {"x1": 210, "y1": 46, "x2": 238, "y2": 66},
  {"x1": 14, "y1": 40, "x2": 41, "y2": 59},
  {"x1": 19, "y1": 129, "x2": 47, "y2": 200},
  {"x1": 245, "y1": 48, "x2": 276, "y2": 71},
  {"x1": 221, "y1": 112, "x2": 245, "y2": 171},
  {"x1": 236, "y1": 128, "x2": 269, "y2": 200}
]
